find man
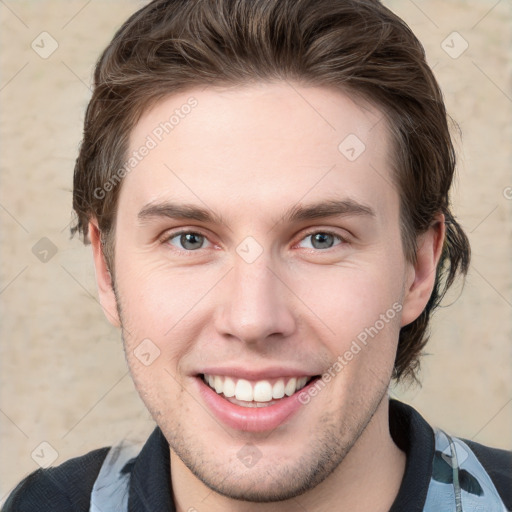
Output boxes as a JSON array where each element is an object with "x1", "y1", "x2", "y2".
[{"x1": 4, "y1": 0, "x2": 511, "y2": 511}]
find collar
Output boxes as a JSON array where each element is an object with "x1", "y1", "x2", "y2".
[{"x1": 388, "y1": 399, "x2": 435, "y2": 511}]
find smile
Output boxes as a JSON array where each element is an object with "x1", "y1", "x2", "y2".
[
  {"x1": 202, "y1": 374, "x2": 313, "y2": 407},
  {"x1": 196, "y1": 372, "x2": 321, "y2": 431}
]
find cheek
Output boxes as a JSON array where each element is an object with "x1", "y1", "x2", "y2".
[
  {"x1": 293, "y1": 262, "x2": 404, "y2": 334},
  {"x1": 289, "y1": 263, "x2": 404, "y2": 387},
  {"x1": 113, "y1": 259, "x2": 222, "y2": 356},
  {"x1": 116, "y1": 265, "x2": 196, "y2": 412}
]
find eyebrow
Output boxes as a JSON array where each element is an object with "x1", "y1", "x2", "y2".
[
  {"x1": 137, "y1": 198, "x2": 375, "y2": 226},
  {"x1": 138, "y1": 202, "x2": 225, "y2": 224},
  {"x1": 279, "y1": 198, "x2": 375, "y2": 223}
]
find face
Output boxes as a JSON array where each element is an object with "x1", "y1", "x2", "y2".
[{"x1": 92, "y1": 82, "x2": 436, "y2": 501}]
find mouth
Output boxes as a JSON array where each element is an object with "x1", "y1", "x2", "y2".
[
  {"x1": 201, "y1": 374, "x2": 316, "y2": 407},
  {"x1": 196, "y1": 372, "x2": 321, "y2": 432}
]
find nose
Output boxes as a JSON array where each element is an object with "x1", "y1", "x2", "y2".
[{"x1": 214, "y1": 256, "x2": 297, "y2": 346}]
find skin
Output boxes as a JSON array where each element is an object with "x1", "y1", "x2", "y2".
[{"x1": 90, "y1": 82, "x2": 444, "y2": 511}]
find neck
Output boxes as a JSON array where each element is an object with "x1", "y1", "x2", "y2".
[{"x1": 171, "y1": 396, "x2": 406, "y2": 512}]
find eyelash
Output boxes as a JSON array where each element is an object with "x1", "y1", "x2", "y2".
[{"x1": 161, "y1": 229, "x2": 348, "y2": 253}]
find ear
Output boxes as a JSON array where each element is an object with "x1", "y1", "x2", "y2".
[
  {"x1": 89, "y1": 220, "x2": 121, "y2": 328},
  {"x1": 400, "y1": 214, "x2": 446, "y2": 327}
]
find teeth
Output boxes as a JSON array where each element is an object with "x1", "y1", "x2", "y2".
[
  {"x1": 284, "y1": 377, "x2": 297, "y2": 396},
  {"x1": 228, "y1": 397, "x2": 277, "y2": 408},
  {"x1": 214, "y1": 375, "x2": 223, "y2": 394},
  {"x1": 297, "y1": 377, "x2": 308, "y2": 390},
  {"x1": 235, "y1": 379, "x2": 253, "y2": 401},
  {"x1": 203, "y1": 374, "x2": 311, "y2": 402},
  {"x1": 253, "y1": 380, "x2": 273, "y2": 402},
  {"x1": 223, "y1": 377, "x2": 236, "y2": 398},
  {"x1": 272, "y1": 379, "x2": 285, "y2": 399}
]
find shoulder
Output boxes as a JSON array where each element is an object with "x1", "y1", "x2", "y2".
[
  {"x1": 2, "y1": 447, "x2": 109, "y2": 512},
  {"x1": 430, "y1": 430, "x2": 512, "y2": 511},
  {"x1": 464, "y1": 438, "x2": 512, "y2": 509}
]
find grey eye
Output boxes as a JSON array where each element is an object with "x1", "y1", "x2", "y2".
[
  {"x1": 170, "y1": 232, "x2": 206, "y2": 250},
  {"x1": 297, "y1": 231, "x2": 344, "y2": 250},
  {"x1": 310, "y1": 233, "x2": 336, "y2": 249}
]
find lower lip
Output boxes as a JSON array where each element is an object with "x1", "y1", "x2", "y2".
[{"x1": 196, "y1": 377, "x2": 319, "y2": 432}]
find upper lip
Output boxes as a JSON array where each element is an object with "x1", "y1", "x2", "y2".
[{"x1": 195, "y1": 367, "x2": 320, "y2": 380}]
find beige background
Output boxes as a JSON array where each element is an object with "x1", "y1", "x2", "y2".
[{"x1": 1, "y1": 0, "x2": 511, "y2": 503}]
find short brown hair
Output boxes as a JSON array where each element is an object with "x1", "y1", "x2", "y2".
[{"x1": 72, "y1": 0, "x2": 470, "y2": 381}]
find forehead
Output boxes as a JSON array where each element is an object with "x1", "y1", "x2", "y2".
[{"x1": 122, "y1": 82, "x2": 397, "y2": 223}]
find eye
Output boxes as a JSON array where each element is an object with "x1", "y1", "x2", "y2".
[
  {"x1": 298, "y1": 231, "x2": 344, "y2": 250},
  {"x1": 167, "y1": 231, "x2": 211, "y2": 251}
]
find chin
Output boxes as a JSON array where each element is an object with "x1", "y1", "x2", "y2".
[
  {"x1": 189, "y1": 462, "x2": 323, "y2": 503},
  {"x1": 169, "y1": 415, "x2": 354, "y2": 504}
]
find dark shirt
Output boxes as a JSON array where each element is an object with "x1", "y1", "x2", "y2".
[{"x1": 3, "y1": 400, "x2": 511, "y2": 511}]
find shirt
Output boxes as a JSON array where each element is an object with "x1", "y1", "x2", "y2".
[{"x1": 3, "y1": 400, "x2": 511, "y2": 511}]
